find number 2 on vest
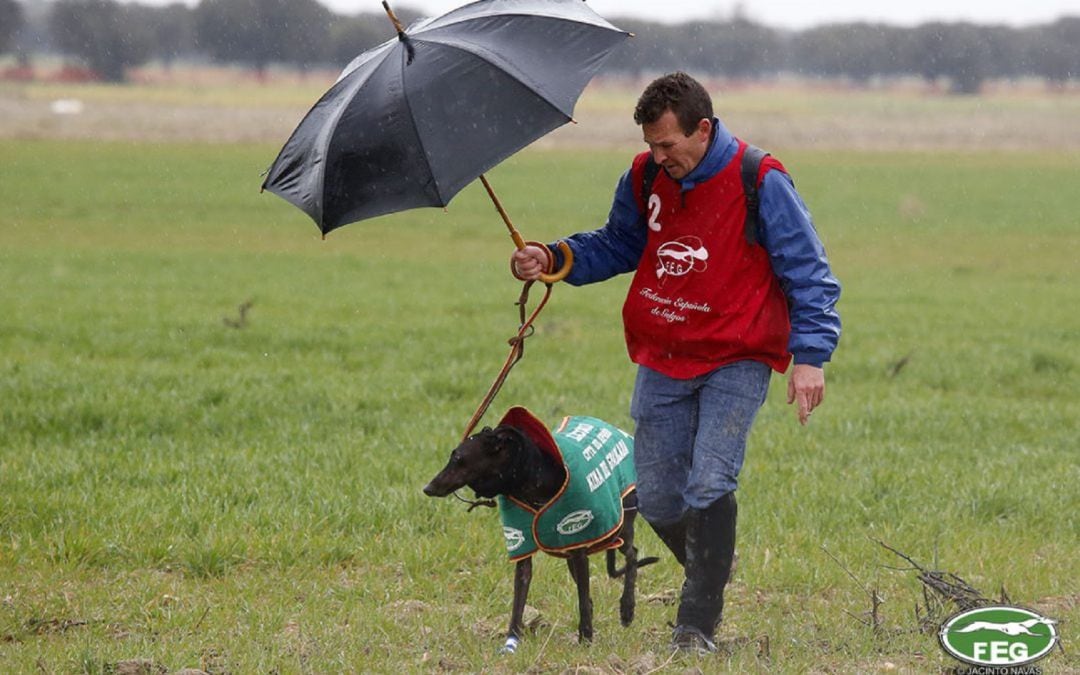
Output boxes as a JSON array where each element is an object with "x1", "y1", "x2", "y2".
[{"x1": 647, "y1": 193, "x2": 662, "y2": 232}]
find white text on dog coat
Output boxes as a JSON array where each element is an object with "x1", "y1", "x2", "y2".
[{"x1": 585, "y1": 439, "x2": 630, "y2": 493}]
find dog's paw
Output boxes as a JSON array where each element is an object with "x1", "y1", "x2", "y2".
[{"x1": 499, "y1": 636, "x2": 520, "y2": 654}]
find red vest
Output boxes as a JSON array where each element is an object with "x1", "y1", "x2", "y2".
[{"x1": 621, "y1": 141, "x2": 792, "y2": 379}]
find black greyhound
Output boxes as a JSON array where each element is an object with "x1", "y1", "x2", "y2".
[{"x1": 424, "y1": 422, "x2": 658, "y2": 652}]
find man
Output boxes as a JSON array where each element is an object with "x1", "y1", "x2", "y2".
[{"x1": 512, "y1": 72, "x2": 841, "y2": 653}]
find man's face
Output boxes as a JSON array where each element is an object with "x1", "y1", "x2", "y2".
[{"x1": 641, "y1": 110, "x2": 711, "y2": 181}]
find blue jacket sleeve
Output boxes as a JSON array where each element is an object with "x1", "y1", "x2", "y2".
[
  {"x1": 758, "y1": 170, "x2": 842, "y2": 367},
  {"x1": 550, "y1": 169, "x2": 648, "y2": 286}
]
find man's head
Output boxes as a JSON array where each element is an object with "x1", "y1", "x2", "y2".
[
  {"x1": 634, "y1": 72, "x2": 714, "y2": 180},
  {"x1": 634, "y1": 72, "x2": 714, "y2": 134}
]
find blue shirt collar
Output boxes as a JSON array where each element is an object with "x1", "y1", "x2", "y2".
[{"x1": 677, "y1": 117, "x2": 736, "y2": 191}]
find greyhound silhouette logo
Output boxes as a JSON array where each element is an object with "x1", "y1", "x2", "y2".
[
  {"x1": 656, "y1": 236, "x2": 708, "y2": 279},
  {"x1": 556, "y1": 510, "x2": 595, "y2": 536},
  {"x1": 939, "y1": 605, "x2": 1058, "y2": 667},
  {"x1": 503, "y1": 527, "x2": 525, "y2": 552}
]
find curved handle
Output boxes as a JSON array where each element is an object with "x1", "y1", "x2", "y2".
[
  {"x1": 480, "y1": 174, "x2": 573, "y2": 284},
  {"x1": 537, "y1": 241, "x2": 573, "y2": 284}
]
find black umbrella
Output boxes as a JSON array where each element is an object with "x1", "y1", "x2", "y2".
[{"x1": 262, "y1": 0, "x2": 630, "y2": 282}]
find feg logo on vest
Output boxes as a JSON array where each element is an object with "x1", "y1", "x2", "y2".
[{"x1": 656, "y1": 236, "x2": 709, "y2": 279}]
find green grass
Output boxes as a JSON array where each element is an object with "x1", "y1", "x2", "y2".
[{"x1": 1, "y1": 138, "x2": 1078, "y2": 673}]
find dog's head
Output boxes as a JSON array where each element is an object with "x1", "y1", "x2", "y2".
[{"x1": 423, "y1": 425, "x2": 528, "y2": 499}]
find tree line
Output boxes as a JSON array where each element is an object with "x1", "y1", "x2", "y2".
[{"x1": 2, "y1": 0, "x2": 1078, "y2": 93}]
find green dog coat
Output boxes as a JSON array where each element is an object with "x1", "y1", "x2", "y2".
[{"x1": 495, "y1": 406, "x2": 637, "y2": 561}]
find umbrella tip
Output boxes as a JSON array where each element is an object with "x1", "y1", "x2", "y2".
[{"x1": 382, "y1": 0, "x2": 406, "y2": 35}]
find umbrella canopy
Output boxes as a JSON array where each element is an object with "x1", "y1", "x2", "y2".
[{"x1": 261, "y1": 0, "x2": 630, "y2": 236}]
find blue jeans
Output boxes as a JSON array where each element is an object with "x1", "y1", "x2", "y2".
[{"x1": 630, "y1": 361, "x2": 771, "y2": 527}]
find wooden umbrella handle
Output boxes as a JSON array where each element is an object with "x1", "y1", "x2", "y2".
[
  {"x1": 382, "y1": 1, "x2": 406, "y2": 34},
  {"x1": 480, "y1": 174, "x2": 573, "y2": 284},
  {"x1": 539, "y1": 241, "x2": 574, "y2": 284}
]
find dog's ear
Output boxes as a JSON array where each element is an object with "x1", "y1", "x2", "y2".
[
  {"x1": 471, "y1": 427, "x2": 500, "y2": 453},
  {"x1": 490, "y1": 426, "x2": 524, "y2": 454}
]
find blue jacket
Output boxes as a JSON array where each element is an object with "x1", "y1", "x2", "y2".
[{"x1": 553, "y1": 118, "x2": 841, "y2": 367}]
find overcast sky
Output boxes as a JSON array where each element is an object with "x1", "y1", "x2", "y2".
[
  {"x1": 330, "y1": 0, "x2": 1077, "y2": 28},
  {"x1": 122, "y1": 0, "x2": 1078, "y2": 28}
]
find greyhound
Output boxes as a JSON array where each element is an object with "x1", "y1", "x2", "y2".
[
  {"x1": 953, "y1": 617, "x2": 1057, "y2": 636},
  {"x1": 423, "y1": 407, "x2": 658, "y2": 653}
]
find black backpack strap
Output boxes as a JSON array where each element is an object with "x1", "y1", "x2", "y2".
[
  {"x1": 640, "y1": 156, "x2": 661, "y2": 211},
  {"x1": 740, "y1": 143, "x2": 769, "y2": 246}
]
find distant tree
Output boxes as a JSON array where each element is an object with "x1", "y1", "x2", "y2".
[
  {"x1": 49, "y1": 0, "x2": 156, "y2": 82},
  {"x1": 1026, "y1": 17, "x2": 1080, "y2": 84},
  {"x1": 603, "y1": 19, "x2": 779, "y2": 79},
  {"x1": 195, "y1": 0, "x2": 333, "y2": 76},
  {"x1": 130, "y1": 3, "x2": 197, "y2": 69},
  {"x1": 910, "y1": 22, "x2": 993, "y2": 94},
  {"x1": 1051, "y1": 17, "x2": 1080, "y2": 81},
  {"x1": 980, "y1": 25, "x2": 1026, "y2": 81},
  {"x1": 327, "y1": 13, "x2": 393, "y2": 68},
  {"x1": 0, "y1": 0, "x2": 25, "y2": 55},
  {"x1": 685, "y1": 19, "x2": 781, "y2": 79},
  {"x1": 909, "y1": 22, "x2": 952, "y2": 87},
  {"x1": 794, "y1": 23, "x2": 909, "y2": 83},
  {"x1": 944, "y1": 23, "x2": 995, "y2": 94},
  {"x1": 13, "y1": 0, "x2": 53, "y2": 52},
  {"x1": 605, "y1": 19, "x2": 684, "y2": 77}
]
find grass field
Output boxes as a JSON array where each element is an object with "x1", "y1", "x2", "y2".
[{"x1": 1, "y1": 88, "x2": 1079, "y2": 673}]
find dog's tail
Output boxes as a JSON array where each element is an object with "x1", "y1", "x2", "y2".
[{"x1": 607, "y1": 549, "x2": 661, "y2": 578}]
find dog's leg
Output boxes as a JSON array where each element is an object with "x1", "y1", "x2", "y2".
[
  {"x1": 502, "y1": 557, "x2": 533, "y2": 654},
  {"x1": 566, "y1": 549, "x2": 593, "y2": 643},
  {"x1": 619, "y1": 512, "x2": 639, "y2": 627}
]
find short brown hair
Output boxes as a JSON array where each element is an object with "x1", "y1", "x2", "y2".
[{"x1": 633, "y1": 72, "x2": 713, "y2": 136}]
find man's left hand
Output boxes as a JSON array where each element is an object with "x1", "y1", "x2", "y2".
[{"x1": 787, "y1": 364, "x2": 825, "y2": 426}]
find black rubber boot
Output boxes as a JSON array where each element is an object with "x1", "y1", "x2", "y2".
[
  {"x1": 647, "y1": 517, "x2": 687, "y2": 566},
  {"x1": 673, "y1": 491, "x2": 737, "y2": 646}
]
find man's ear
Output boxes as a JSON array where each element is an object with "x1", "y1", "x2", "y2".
[{"x1": 695, "y1": 117, "x2": 712, "y2": 140}]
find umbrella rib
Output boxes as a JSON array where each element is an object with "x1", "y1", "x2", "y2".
[
  {"x1": 396, "y1": 45, "x2": 449, "y2": 205},
  {"x1": 319, "y1": 48, "x2": 404, "y2": 228},
  {"x1": 263, "y1": 46, "x2": 393, "y2": 232}
]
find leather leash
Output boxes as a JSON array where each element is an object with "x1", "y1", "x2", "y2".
[
  {"x1": 453, "y1": 256, "x2": 556, "y2": 512},
  {"x1": 460, "y1": 279, "x2": 553, "y2": 442}
]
